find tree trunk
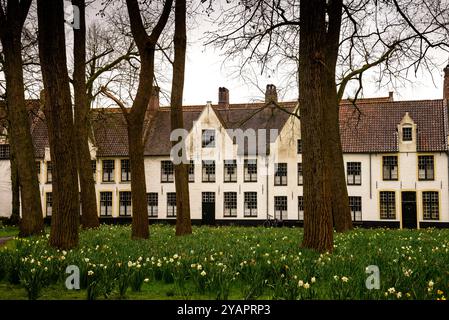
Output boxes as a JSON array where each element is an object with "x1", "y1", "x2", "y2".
[
  {"x1": 171, "y1": 0, "x2": 192, "y2": 236},
  {"x1": 0, "y1": 26, "x2": 44, "y2": 237},
  {"x1": 73, "y1": 0, "x2": 99, "y2": 229},
  {"x1": 37, "y1": 0, "x2": 80, "y2": 249},
  {"x1": 323, "y1": 0, "x2": 353, "y2": 233},
  {"x1": 299, "y1": 0, "x2": 334, "y2": 253},
  {"x1": 326, "y1": 104, "x2": 353, "y2": 232},
  {"x1": 8, "y1": 134, "x2": 21, "y2": 226},
  {"x1": 125, "y1": 0, "x2": 173, "y2": 239},
  {"x1": 128, "y1": 118, "x2": 149, "y2": 239}
]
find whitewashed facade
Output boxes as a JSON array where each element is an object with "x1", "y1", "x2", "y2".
[{"x1": 1, "y1": 78, "x2": 449, "y2": 228}]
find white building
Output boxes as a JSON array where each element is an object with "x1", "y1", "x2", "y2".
[{"x1": 1, "y1": 66, "x2": 449, "y2": 228}]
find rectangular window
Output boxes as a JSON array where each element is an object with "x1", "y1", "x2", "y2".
[
  {"x1": 274, "y1": 163, "x2": 287, "y2": 186},
  {"x1": 347, "y1": 162, "x2": 362, "y2": 185},
  {"x1": 418, "y1": 156, "x2": 434, "y2": 181},
  {"x1": 167, "y1": 192, "x2": 177, "y2": 217},
  {"x1": 274, "y1": 196, "x2": 287, "y2": 220},
  {"x1": 224, "y1": 192, "x2": 237, "y2": 217},
  {"x1": 403, "y1": 127, "x2": 412, "y2": 141},
  {"x1": 380, "y1": 191, "x2": 396, "y2": 219},
  {"x1": 202, "y1": 160, "x2": 215, "y2": 182},
  {"x1": 423, "y1": 191, "x2": 439, "y2": 220},
  {"x1": 100, "y1": 192, "x2": 112, "y2": 216},
  {"x1": 161, "y1": 160, "x2": 174, "y2": 182},
  {"x1": 297, "y1": 139, "x2": 302, "y2": 154},
  {"x1": 298, "y1": 196, "x2": 304, "y2": 221},
  {"x1": 244, "y1": 192, "x2": 257, "y2": 217},
  {"x1": 0, "y1": 144, "x2": 10, "y2": 159},
  {"x1": 382, "y1": 156, "x2": 398, "y2": 180},
  {"x1": 147, "y1": 193, "x2": 158, "y2": 217},
  {"x1": 91, "y1": 160, "x2": 97, "y2": 181},
  {"x1": 46, "y1": 162, "x2": 52, "y2": 183},
  {"x1": 121, "y1": 159, "x2": 131, "y2": 182},
  {"x1": 119, "y1": 191, "x2": 132, "y2": 216},
  {"x1": 349, "y1": 196, "x2": 362, "y2": 221},
  {"x1": 297, "y1": 163, "x2": 303, "y2": 185},
  {"x1": 244, "y1": 159, "x2": 257, "y2": 182},
  {"x1": 36, "y1": 162, "x2": 41, "y2": 177},
  {"x1": 189, "y1": 160, "x2": 195, "y2": 182},
  {"x1": 202, "y1": 129, "x2": 215, "y2": 148},
  {"x1": 224, "y1": 160, "x2": 237, "y2": 182},
  {"x1": 46, "y1": 192, "x2": 52, "y2": 217},
  {"x1": 102, "y1": 160, "x2": 115, "y2": 182}
]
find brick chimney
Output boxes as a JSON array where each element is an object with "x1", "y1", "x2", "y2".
[
  {"x1": 265, "y1": 84, "x2": 278, "y2": 103},
  {"x1": 218, "y1": 87, "x2": 229, "y2": 107},
  {"x1": 444, "y1": 64, "x2": 449, "y2": 100}
]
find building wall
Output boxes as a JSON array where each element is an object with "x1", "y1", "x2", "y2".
[{"x1": 1, "y1": 104, "x2": 448, "y2": 227}]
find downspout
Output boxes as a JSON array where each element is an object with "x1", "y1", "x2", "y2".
[
  {"x1": 266, "y1": 155, "x2": 269, "y2": 220},
  {"x1": 369, "y1": 153, "x2": 372, "y2": 199}
]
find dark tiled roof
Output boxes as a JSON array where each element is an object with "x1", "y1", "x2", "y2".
[
  {"x1": 2, "y1": 97, "x2": 448, "y2": 158},
  {"x1": 143, "y1": 102, "x2": 297, "y2": 156},
  {"x1": 91, "y1": 110, "x2": 129, "y2": 157},
  {"x1": 340, "y1": 100, "x2": 448, "y2": 152}
]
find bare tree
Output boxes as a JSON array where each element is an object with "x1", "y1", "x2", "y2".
[
  {"x1": 0, "y1": 0, "x2": 44, "y2": 236},
  {"x1": 170, "y1": 0, "x2": 192, "y2": 236},
  {"x1": 102, "y1": 0, "x2": 173, "y2": 239},
  {"x1": 206, "y1": 0, "x2": 449, "y2": 252},
  {"x1": 73, "y1": 0, "x2": 100, "y2": 229},
  {"x1": 37, "y1": 0, "x2": 80, "y2": 249}
]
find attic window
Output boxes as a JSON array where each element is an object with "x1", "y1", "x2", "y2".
[
  {"x1": 202, "y1": 129, "x2": 215, "y2": 148},
  {"x1": 402, "y1": 127, "x2": 412, "y2": 141}
]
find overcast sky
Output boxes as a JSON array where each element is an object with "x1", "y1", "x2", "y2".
[{"x1": 81, "y1": 1, "x2": 448, "y2": 107}]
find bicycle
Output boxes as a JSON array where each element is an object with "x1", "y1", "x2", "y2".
[{"x1": 263, "y1": 214, "x2": 282, "y2": 227}]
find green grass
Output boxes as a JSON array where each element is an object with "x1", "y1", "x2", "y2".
[
  {"x1": 0, "y1": 225, "x2": 19, "y2": 238},
  {"x1": 0, "y1": 225, "x2": 448, "y2": 300}
]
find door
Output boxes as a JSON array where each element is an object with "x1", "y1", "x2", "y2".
[
  {"x1": 401, "y1": 192, "x2": 417, "y2": 229},
  {"x1": 202, "y1": 192, "x2": 216, "y2": 225}
]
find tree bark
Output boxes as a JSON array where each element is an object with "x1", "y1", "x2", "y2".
[
  {"x1": 0, "y1": 0, "x2": 44, "y2": 236},
  {"x1": 326, "y1": 105, "x2": 353, "y2": 232},
  {"x1": 73, "y1": 0, "x2": 99, "y2": 229},
  {"x1": 8, "y1": 133, "x2": 21, "y2": 226},
  {"x1": 125, "y1": 0, "x2": 173, "y2": 239},
  {"x1": 171, "y1": 0, "x2": 192, "y2": 236},
  {"x1": 299, "y1": 0, "x2": 334, "y2": 253},
  {"x1": 324, "y1": 0, "x2": 353, "y2": 233},
  {"x1": 128, "y1": 119, "x2": 149, "y2": 239},
  {"x1": 37, "y1": 0, "x2": 80, "y2": 249}
]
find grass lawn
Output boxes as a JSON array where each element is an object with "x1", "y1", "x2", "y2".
[
  {"x1": 0, "y1": 225, "x2": 448, "y2": 300},
  {"x1": 0, "y1": 225, "x2": 19, "y2": 238}
]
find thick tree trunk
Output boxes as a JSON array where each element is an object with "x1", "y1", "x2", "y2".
[
  {"x1": 299, "y1": 0, "x2": 334, "y2": 253},
  {"x1": 171, "y1": 0, "x2": 192, "y2": 236},
  {"x1": 0, "y1": 30, "x2": 44, "y2": 237},
  {"x1": 8, "y1": 135, "x2": 21, "y2": 226},
  {"x1": 73, "y1": 0, "x2": 99, "y2": 229},
  {"x1": 128, "y1": 118, "x2": 149, "y2": 239},
  {"x1": 37, "y1": 0, "x2": 80, "y2": 249}
]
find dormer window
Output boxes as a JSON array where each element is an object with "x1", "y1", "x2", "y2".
[{"x1": 402, "y1": 127, "x2": 412, "y2": 141}]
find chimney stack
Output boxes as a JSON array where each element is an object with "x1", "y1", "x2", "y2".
[
  {"x1": 265, "y1": 84, "x2": 278, "y2": 103},
  {"x1": 218, "y1": 87, "x2": 229, "y2": 107},
  {"x1": 444, "y1": 64, "x2": 449, "y2": 100}
]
